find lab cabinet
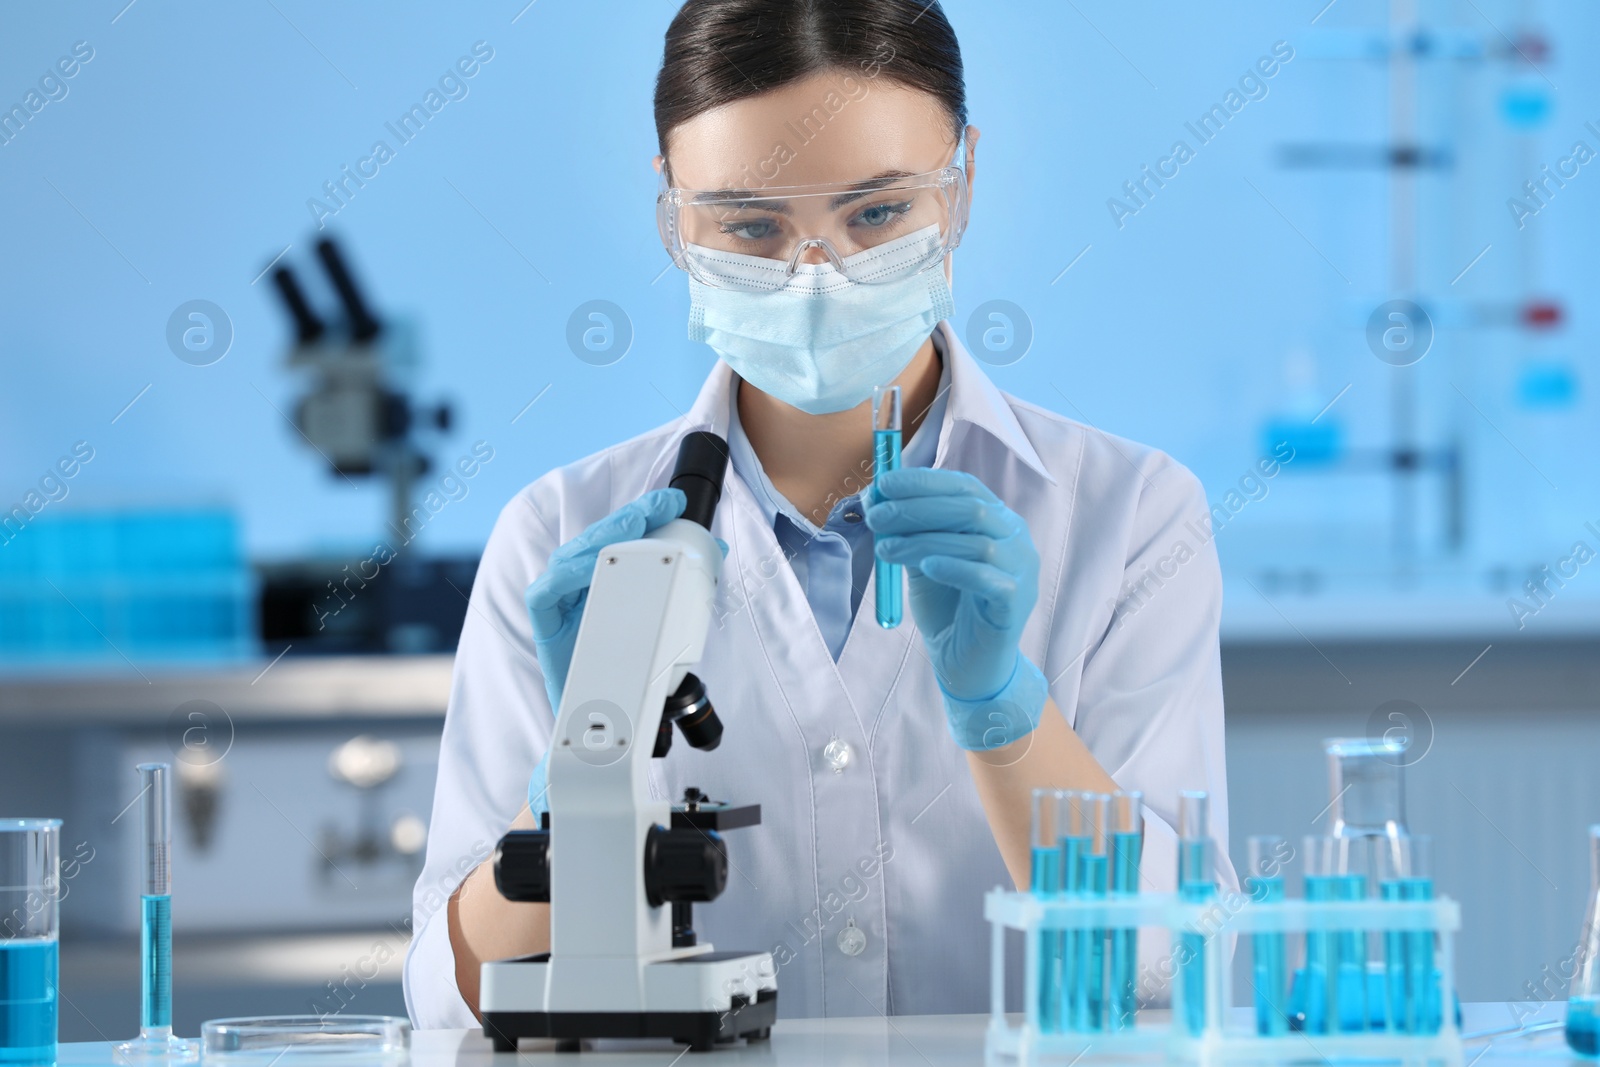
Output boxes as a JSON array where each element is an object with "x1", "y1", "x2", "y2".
[
  {"x1": 0, "y1": 655, "x2": 451, "y2": 937},
  {"x1": 66, "y1": 726, "x2": 441, "y2": 935}
]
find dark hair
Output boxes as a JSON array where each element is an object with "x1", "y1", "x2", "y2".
[{"x1": 653, "y1": 0, "x2": 967, "y2": 159}]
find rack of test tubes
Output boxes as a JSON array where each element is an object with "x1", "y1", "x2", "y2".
[{"x1": 985, "y1": 789, "x2": 1463, "y2": 1067}]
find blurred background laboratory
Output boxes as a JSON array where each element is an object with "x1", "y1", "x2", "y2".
[{"x1": 1, "y1": 0, "x2": 1597, "y2": 1041}]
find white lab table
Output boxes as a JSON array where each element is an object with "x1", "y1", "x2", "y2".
[{"x1": 49, "y1": 1003, "x2": 1586, "y2": 1065}]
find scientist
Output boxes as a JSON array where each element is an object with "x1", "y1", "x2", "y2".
[{"x1": 406, "y1": 0, "x2": 1234, "y2": 1025}]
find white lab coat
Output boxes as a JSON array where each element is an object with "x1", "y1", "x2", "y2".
[{"x1": 404, "y1": 321, "x2": 1235, "y2": 1026}]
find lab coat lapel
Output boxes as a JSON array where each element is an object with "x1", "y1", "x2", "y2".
[
  {"x1": 835, "y1": 570, "x2": 923, "y2": 747},
  {"x1": 719, "y1": 471, "x2": 865, "y2": 734}
]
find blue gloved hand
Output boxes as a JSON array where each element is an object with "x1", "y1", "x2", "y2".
[
  {"x1": 867, "y1": 467, "x2": 1049, "y2": 751},
  {"x1": 524, "y1": 488, "x2": 686, "y2": 713}
]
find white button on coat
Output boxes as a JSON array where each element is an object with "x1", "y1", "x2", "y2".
[{"x1": 404, "y1": 322, "x2": 1236, "y2": 1025}]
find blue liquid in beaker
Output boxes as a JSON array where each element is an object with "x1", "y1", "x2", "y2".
[
  {"x1": 1568, "y1": 995, "x2": 1600, "y2": 1057},
  {"x1": 0, "y1": 939, "x2": 57, "y2": 1066}
]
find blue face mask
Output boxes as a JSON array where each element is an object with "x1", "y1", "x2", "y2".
[{"x1": 687, "y1": 225, "x2": 955, "y2": 415}]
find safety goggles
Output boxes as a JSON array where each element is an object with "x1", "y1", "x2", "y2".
[{"x1": 657, "y1": 164, "x2": 970, "y2": 292}]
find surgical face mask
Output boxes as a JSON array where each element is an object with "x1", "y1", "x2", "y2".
[{"x1": 687, "y1": 225, "x2": 955, "y2": 415}]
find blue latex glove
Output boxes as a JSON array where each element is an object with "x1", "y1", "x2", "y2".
[
  {"x1": 524, "y1": 487, "x2": 686, "y2": 714},
  {"x1": 867, "y1": 467, "x2": 1049, "y2": 751},
  {"x1": 522, "y1": 488, "x2": 728, "y2": 818}
]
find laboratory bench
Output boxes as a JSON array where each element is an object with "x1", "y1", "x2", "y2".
[
  {"x1": 46, "y1": 1003, "x2": 1586, "y2": 1065},
  {"x1": 4, "y1": 634, "x2": 1600, "y2": 1016},
  {"x1": 0, "y1": 654, "x2": 452, "y2": 723}
]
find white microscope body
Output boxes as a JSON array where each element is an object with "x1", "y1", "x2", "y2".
[{"x1": 479, "y1": 433, "x2": 777, "y2": 1052}]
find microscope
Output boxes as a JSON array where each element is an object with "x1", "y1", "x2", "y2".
[
  {"x1": 480, "y1": 433, "x2": 778, "y2": 1053},
  {"x1": 270, "y1": 238, "x2": 450, "y2": 541}
]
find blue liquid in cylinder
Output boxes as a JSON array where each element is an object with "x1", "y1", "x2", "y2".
[
  {"x1": 1248, "y1": 876, "x2": 1288, "y2": 1035},
  {"x1": 0, "y1": 939, "x2": 57, "y2": 1066},
  {"x1": 1107, "y1": 831, "x2": 1141, "y2": 1031},
  {"x1": 873, "y1": 429, "x2": 902, "y2": 628},
  {"x1": 1059, "y1": 836, "x2": 1088, "y2": 1030},
  {"x1": 1380, "y1": 877, "x2": 1436, "y2": 1033},
  {"x1": 1076, "y1": 852, "x2": 1108, "y2": 1031},
  {"x1": 141, "y1": 895, "x2": 172, "y2": 1031},
  {"x1": 1177, "y1": 840, "x2": 1214, "y2": 1036},
  {"x1": 1296, "y1": 875, "x2": 1367, "y2": 1033},
  {"x1": 1568, "y1": 996, "x2": 1600, "y2": 1057},
  {"x1": 1031, "y1": 846, "x2": 1065, "y2": 1033}
]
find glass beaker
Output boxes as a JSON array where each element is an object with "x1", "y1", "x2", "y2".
[
  {"x1": 1568, "y1": 825, "x2": 1600, "y2": 1057},
  {"x1": 0, "y1": 819, "x2": 61, "y2": 1067},
  {"x1": 1323, "y1": 738, "x2": 1406, "y2": 839}
]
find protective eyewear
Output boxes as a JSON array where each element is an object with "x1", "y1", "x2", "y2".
[{"x1": 657, "y1": 165, "x2": 970, "y2": 292}]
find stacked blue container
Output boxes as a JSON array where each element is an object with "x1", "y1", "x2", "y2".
[{"x1": 0, "y1": 507, "x2": 256, "y2": 666}]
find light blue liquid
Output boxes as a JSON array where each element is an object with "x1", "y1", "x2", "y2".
[
  {"x1": 1298, "y1": 874, "x2": 1367, "y2": 1034},
  {"x1": 1107, "y1": 831, "x2": 1141, "y2": 1031},
  {"x1": 1177, "y1": 839, "x2": 1214, "y2": 1036},
  {"x1": 873, "y1": 429, "x2": 902, "y2": 629},
  {"x1": 0, "y1": 939, "x2": 57, "y2": 1066},
  {"x1": 1380, "y1": 877, "x2": 1436, "y2": 1033},
  {"x1": 1076, "y1": 852, "x2": 1108, "y2": 1032},
  {"x1": 1569, "y1": 995, "x2": 1600, "y2": 1057},
  {"x1": 141, "y1": 895, "x2": 172, "y2": 1030},
  {"x1": 1031, "y1": 846, "x2": 1065, "y2": 1034},
  {"x1": 1059, "y1": 836, "x2": 1088, "y2": 1031},
  {"x1": 1330, "y1": 874, "x2": 1368, "y2": 1033},
  {"x1": 1247, "y1": 876, "x2": 1288, "y2": 1035}
]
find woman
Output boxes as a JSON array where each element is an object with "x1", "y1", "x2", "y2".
[{"x1": 405, "y1": 0, "x2": 1233, "y2": 1025}]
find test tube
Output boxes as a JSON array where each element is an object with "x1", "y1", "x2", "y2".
[
  {"x1": 1303, "y1": 834, "x2": 1369, "y2": 1035},
  {"x1": 1049, "y1": 793, "x2": 1088, "y2": 1023},
  {"x1": 1247, "y1": 835, "x2": 1290, "y2": 1035},
  {"x1": 1568, "y1": 825, "x2": 1600, "y2": 1057},
  {"x1": 1378, "y1": 834, "x2": 1436, "y2": 1034},
  {"x1": 1177, "y1": 791, "x2": 1216, "y2": 1036},
  {"x1": 1030, "y1": 789, "x2": 1066, "y2": 1034},
  {"x1": 1107, "y1": 792, "x2": 1143, "y2": 1031},
  {"x1": 1071, "y1": 794, "x2": 1109, "y2": 1031},
  {"x1": 872, "y1": 385, "x2": 903, "y2": 629},
  {"x1": 115, "y1": 763, "x2": 197, "y2": 1061}
]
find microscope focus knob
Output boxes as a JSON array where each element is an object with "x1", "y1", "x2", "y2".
[
  {"x1": 493, "y1": 829, "x2": 551, "y2": 903},
  {"x1": 644, "y1": 825, "x2": 727, "y2": 908}
]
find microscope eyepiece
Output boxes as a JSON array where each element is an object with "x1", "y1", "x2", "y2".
[
  {"x1": 315, "y1": 238, "x2": 382, "y2": 344},
  {"x1": 669, "y1": 432, "x2": 728, "y2": 530},
  {"x1": 664, "y1": 673, "x2": 722, "y2": 751},
  {"x1": 271, "y1": 266, "x2": 325, "y2": 345}
]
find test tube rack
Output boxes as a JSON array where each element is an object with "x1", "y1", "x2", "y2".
[{"x1": 984, "y1": 889, "x2": 1463, "y2": 1067}]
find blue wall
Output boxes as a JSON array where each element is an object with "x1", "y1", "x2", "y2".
[{"x1": 2, "y1": 1, "x2": 1595, "y2": 613}]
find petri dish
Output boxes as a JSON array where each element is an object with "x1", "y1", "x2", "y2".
[{"x1": 200, "y1": 1015, "x2": 409, "y2": 1061}]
